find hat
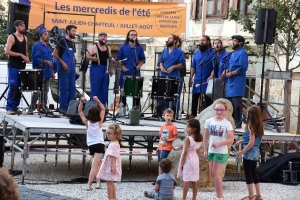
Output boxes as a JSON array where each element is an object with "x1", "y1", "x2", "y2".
[
  {"x1": 38, "y1": 29, "x2": 47, "y2": 36},
  {"x1": 231, "y1": 35, "x2": 245, "y2": 43},
  {"x1": 98, "y1": 31, "x2": 107, "y2": 36}
]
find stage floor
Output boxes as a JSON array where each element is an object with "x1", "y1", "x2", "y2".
[{"x1": 1, "y1": 109, "x2": 300, "y2": 183}]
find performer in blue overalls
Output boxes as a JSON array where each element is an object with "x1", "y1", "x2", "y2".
[
  {"x1": 5, "y1": 20, "x2": 29, "y2": 115},
  {"x1": 28, "y1": 29, "x2": 55, "y2": 115},
  {"x1": 117, "y1": 30, "x2": 146, "y2": 108},
  {"x1": 86, "y1": 31, "x2": 112, "y2": 106},
  {"x1": 53, "y1": 25, "x2": 77, "y2": 115},
  {"x1": 225, "y1": 35, "x2": 248, "y2": 127},
  {"x1": 160, "y1": 34, "x2": 185, "y2": 116},
  {"x1": 189, "y1": 35, "x2": 214, "y2": 119}
]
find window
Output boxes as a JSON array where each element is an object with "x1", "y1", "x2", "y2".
[
  {"x1": 231, "y1": 0, "x2": 253, "y2": 15},
  {"x1": 191, "y1": 0, "x2": 229, "y2": 20},
  {"x1": 190, "y1": 0, "x2": 252, "y2": 20}
]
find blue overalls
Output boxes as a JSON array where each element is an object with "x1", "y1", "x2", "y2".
[
  {"x1": 58, "y1": 38, "x2": 76, "y2": 110},
  {"x1": 6, "y1": 68, "x2": 21, "y2": 111},
  {"x1": 90, "y1": 63, "x2": 109, "y2": 105}
]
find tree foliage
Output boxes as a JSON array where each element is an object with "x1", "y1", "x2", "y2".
[
  {"x1": 229, "y1": 0, "x2": 300, "y2": 71},
  {"x1": 0, "y1": 1, "x2": 38, "y2": 61}
]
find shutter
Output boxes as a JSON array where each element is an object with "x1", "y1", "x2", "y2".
[
  {"x1": 231, "y1": 0, "x2": 238, "y2": 10},
  {"x1": 220, "y1": 0, "x2": 229, "y2": 19},
  {"x1": 190, "y1": 0, "x2": 196, "y2": 20}
]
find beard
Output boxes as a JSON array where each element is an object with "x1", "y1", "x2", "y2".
[
  {"x1": 99, "y1": 40, "x2": 106, "y2": 45},
  {"x1": 232, "y1": 43, "x2": 240, "y2": 50},
  {"x1": 19, "y1": 29, "x2": 26, "y2": 34},
  {"x1": 199, "y1": 44, "x2": 208, "y2": 52},
  {"x1": 166, "y1": 41, "x2": 174, "y2": 47},
  {"x1": 129, "y1": 38, "x2": 135, "y2": 43},
  {"x1": 69, "y1": 33, "x2": 75, "y2": 39}
]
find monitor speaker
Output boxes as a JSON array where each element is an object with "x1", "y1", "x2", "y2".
[
  {"x1": 255, "y1": 8, "x2": 277, "y2": 44},
  {"x1": 7, "y1": 3, "x2": 30, "y2": 34}
]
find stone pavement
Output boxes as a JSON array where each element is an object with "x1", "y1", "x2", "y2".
[{"x1": 19, "y1": 186, "x2": 81, "y2": 200}]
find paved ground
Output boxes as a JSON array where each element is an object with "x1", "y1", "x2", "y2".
[{"x1": 19, "y1": 186, "x2": 81, "y2": 200}]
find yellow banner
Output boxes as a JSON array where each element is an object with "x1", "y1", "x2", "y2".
[{"x1": 28, "y1": 0, "x2": 186, "y2": 37}]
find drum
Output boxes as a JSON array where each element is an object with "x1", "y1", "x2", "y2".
[
  {"x1": 123, "y1": 76, "x2": 144, "y2": 98},
  {"x1": 19, "y1": 69, "x2": 43, "y2": 91},
  {"x1": 205, "y1": 78, "x2": 224, "y2": 99},
  {"x1": 151, "y1": 76, "x2": 180, "y2": 101}
]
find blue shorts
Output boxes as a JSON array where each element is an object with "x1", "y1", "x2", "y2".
[
  {"x1": 243, "y1": 146, "x2": 260, "y2": 161},
  {"x1": 157, "y1": 150, "x2": 170, "y2": 164}
]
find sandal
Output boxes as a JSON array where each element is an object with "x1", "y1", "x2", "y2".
[
  {"x1": 241, "y1": 196, "x2": 256, "y2": 200},
  {"x1": 256, "y1": 195, "x2": 263, "y2": 200}
]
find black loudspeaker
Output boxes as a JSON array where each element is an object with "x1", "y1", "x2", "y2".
[
  {"x1": 255, "y1": 8, "x2": 277, "y2": 44},
  {"x1": 7, "y1": 3, "x2": 30, "y2": 34},
  {"x1": 67, "y1": 100, "x2": 106, "y2": 125}
]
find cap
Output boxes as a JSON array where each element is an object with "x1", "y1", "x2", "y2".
[
  {"x1": 98, "y1": 31, "x2": 107, "y2": 36},
  {"x1": 231, "y1": 35, "x2": 245, "y2": 43},
  {"x1": 38, "y1": 29, "x2": 47, "y2": 36}
]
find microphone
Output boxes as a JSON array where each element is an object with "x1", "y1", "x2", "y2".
[
  {"x1": 223, "y1": 45, "x2": 231, "y2": 49},
  {"x1": 102, "y1": 40, "x2": 106, "y2": 44},
  {"x1": 26, "y1": 30, "x2": 34, "y2": 36},
  {"x1": 50, "y1": 38, "x2": 57, "y2": 43},
  {"x1": 239, "y1": 41, "x2": 249, "y2": 45},
  {"x1": 195, "y1": 82, "x2": 208, "y2": 88},
  {"x1": 133, "y1": 37, "x2": 136, "y2": 45}
]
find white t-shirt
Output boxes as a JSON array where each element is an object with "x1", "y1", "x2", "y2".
[
  {"x1": 86, "y1": 121, "x2": 104, "y2": 146},
  {"x1": 204, "y1": 117, "x2": 233, "y2": 154}
]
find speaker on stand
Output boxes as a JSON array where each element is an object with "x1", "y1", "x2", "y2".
[
  {"x1": 254, "y1": 8, "x2": 281, "y2": 132},
  {"x1": 7, "y1": 3, "x2": 30, "y2": 34}
]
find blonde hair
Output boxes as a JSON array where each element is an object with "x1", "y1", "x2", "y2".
[
  {"x1": 163, "y1": 108, "x2": 174, "y2": 116},
  {"x1": 107, "y1": 123, "x2": 122, "y2": 140},
  {"x1": 215, "y1": 100, "x2": 227, "y2": 110}
]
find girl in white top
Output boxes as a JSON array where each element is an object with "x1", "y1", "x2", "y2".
[
  {"x1": 78, "y1": 96, "x2": 105, "y2": 191},
  {"x1": 203, "y1": 100, "x2": 234, "y2": 200}
]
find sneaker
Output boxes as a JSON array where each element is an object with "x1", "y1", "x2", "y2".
[
  {"x1": 59, "y1": 109, "x2": 67, "y2": 116},
  {"x1": 86, "y1": 184, "x2": 92, "y2": 191},
  {"x1": 189, "y1": 115, "x2": 196, "y2": 119},
  {"x1": 144, "y1": 191, "x2": 150, "y2": 198},
  {"x1": 27, "y1": 107, "x2": 34, "y2": 115},
  {"x1": 96, "y1": 182, "x2": 101, "y2": 189},
  {"x1": 6, "y1": 110, "x2": 16, "y2": 115},
  {"x1": 15, "y1": 110, "x2": 22, "y2": 114}
]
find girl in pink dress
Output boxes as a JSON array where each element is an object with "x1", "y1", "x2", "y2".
[
  {"x1": 177, "y1": 119, "x2": 203, "y2": 200},
  {"x1": 97, "y1": 124, "x2": 122, "y2": 200}
]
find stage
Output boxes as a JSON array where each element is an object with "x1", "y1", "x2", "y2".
[
  {"x1": 0, "y1": 110, "x2": 186, "y2": 184},
  {"x1": 1, "y1": 109, "x2": 300, "y2": 184}
]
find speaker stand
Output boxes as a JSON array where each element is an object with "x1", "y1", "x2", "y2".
[{"x1": 259, "y1": 43, "x2": 281, "y2": 133}]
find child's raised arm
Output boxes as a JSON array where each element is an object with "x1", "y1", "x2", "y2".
[
  {"x1": 93, "y1": 96, "x2": 106, "y2": 124},
  {"x1": 78, "y1": 97, "x2": 88, "y2": 128}
]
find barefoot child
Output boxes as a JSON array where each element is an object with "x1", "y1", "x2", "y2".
[
  {"x1": 97, "y1": 124, "x2": 122, "y2": 200},
  {"x1": 78, "y1": 96, "x2": 105, "y2": 191},
  {"x1": 203, "y1": 100, "x2": 234, "y2": 200},
  {"x1": 235, "y1": 105, "x2": 264, "y2": 200},
  {"x1": 177, "y1": 119, "x2": 203, "y2": 200}
]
